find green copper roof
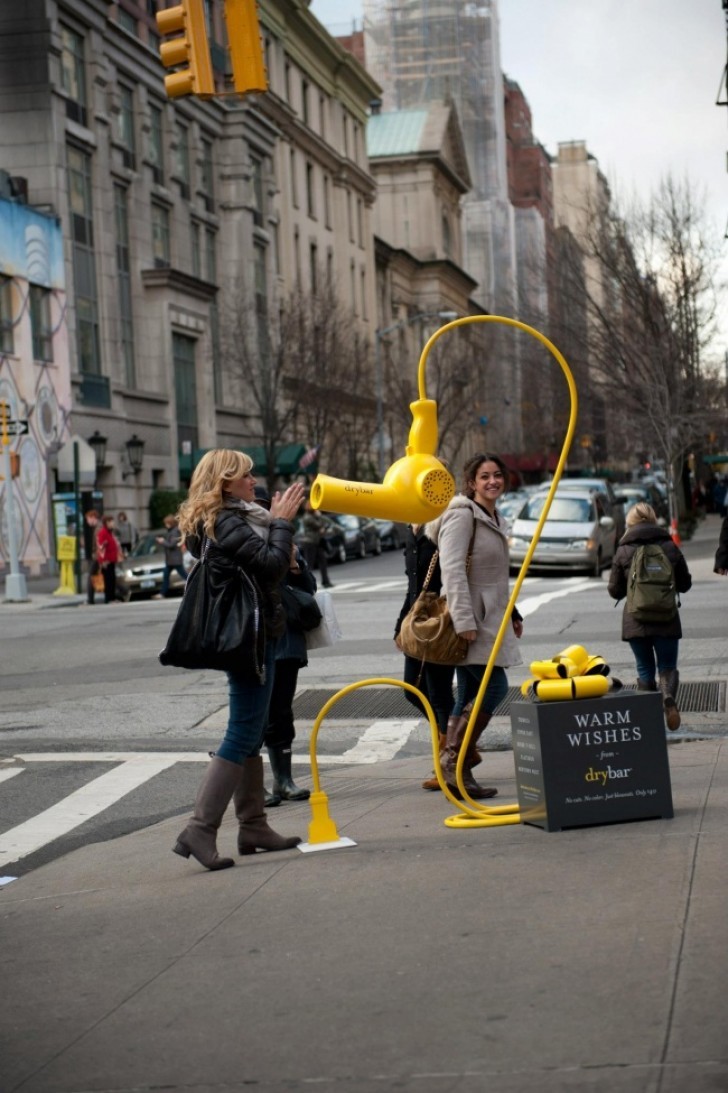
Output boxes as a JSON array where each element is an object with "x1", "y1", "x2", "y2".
[{"x1": 366, "y1": 110, "x2": 430, "y2": 157}]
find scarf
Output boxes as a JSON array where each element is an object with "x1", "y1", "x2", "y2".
[{"x1": 224, "y1": 498, "x2": 274, "y2": 542}]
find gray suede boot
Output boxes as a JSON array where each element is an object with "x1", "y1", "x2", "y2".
[
  {"x1": 173, "y1": 756, "x2": 239, "y2": 870},
  {"x1": 234, "y1": 756, "x2": 302, "y2": 854},
  {"x1": 659, "y1": 669, "x2": 681, "y2": 731}
]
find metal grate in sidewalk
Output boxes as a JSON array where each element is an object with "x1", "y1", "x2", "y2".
[{"x1": 293, "y1": 680, "x2": 726, "y2": 720}]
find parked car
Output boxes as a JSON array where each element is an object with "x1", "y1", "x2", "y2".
[
  {"x1": 549, "y1": 477, "x2": 627, "y2": 539},
  {"x1": 328, "y1": 513, "x2": 382, "y2": 558},
  {"x1": 498, "y1": 492, "x2": 529, "y2": 523},
  {"x1": 293, "y1": 514, "x2": 347, "y2": 565},
  {"x1": 614, "y1": 481, "x2": 669, "y2": 525},
  {"x1": 373, "y1": 518, "x2": 408, "y2": 550},
  {"x1": 115, "y1": 530, "x2": 191, "y2": 601},
  {"x1": 508, "y1": 489, "x2": 616, "y2": 577}
]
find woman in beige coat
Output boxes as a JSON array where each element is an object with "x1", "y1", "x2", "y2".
[{"x1": 428, "y1": 452, "x2": 523, "y2": 798}]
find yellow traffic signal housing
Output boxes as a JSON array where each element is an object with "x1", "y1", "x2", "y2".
[
  {"x1": 156, "y1": 0, "x2": 214, "y2": 99},
  {"x1": 224, "y1": 0, "x2": 268, "y2": 95}
]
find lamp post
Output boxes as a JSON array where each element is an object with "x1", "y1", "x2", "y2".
[{"x1": 374, "y1": 310, "x2": 458, "y2": 479}]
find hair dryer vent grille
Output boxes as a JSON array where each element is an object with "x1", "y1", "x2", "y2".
[{"x1": 422, "y1": 468, "x2": 455, "y2": 506}]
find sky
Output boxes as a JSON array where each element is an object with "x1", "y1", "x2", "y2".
[{"x1": 310, "y1": 0, "x2": 728, "y2": 350}]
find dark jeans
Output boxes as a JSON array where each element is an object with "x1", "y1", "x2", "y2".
[
  {"x1": 102, "y1": 563, "x2": 117, "y2": 604},
  {"x1": 87, "y1": 560, "x2": 100, "y2": 605},
  {"x1": 628, "y1": 637, "x2": 679, "y2": 683},
  {"x1": 457, "y1": 663, "x2": 509, "y2": 716},
  {"x1": 162, "y1": 564, "x2": 187, "y2": 597},
  {"x1": 264, "y1": 657, "x2": 300, "y2": 750},
  {"x1": 217, "y1": 640, "x2": 278, "y2": 765},
  {"x1": 402, "y1": 655, "x2": 456, "y2": 735},
  {"x1": 303, "y1": 541, "x2": 331, "y2": 587}
]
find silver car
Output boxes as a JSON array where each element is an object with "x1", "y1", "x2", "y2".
[
  {"x1": 508, "y1": 489, "x2": 616, "y2": 577},
  {"x1": 115, "y1": 530, "x2": 191, "y2": 600}
]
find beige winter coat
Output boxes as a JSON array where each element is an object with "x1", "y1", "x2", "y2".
[{"x1": 427, "y1": 494, "x2": 522, "y2": 668}]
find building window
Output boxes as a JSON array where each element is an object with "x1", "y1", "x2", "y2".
[
  {"x1": 306, "y1": 161, "x2": 315, "y2": 219},
  {"x1": 205, "y1": 228, "x2": 216, "y2": 283},
  {"x1": 119, "y1": 84, "x2": 136, "y2": 169},
  {"x1": 200, "y1": 136, "x2": 214, "y2": 211},
  {"x1": 290, "y1": 148, "x2": 298, "y2": 208},
  {"x1": 29, "y1": 285, "x2": 53, "y2": 361},
  {"x1": 357, "y1": 198, "x2": 363, "y2": 247},
  {"x1": 250, "y1": 154, "x2": 264, "y2": 227},
  {"x1": 60, "y1": 26, "x2": 87, "y2": 126},
  {"x1": 253, "y1": 242, "x2": 268, "y2": 362},
  {"x1": 302, "y1": 79, "x2": 309, "y2": 125},
  {"x1": 319, "y1": 95, "x2": 326, "y2": 140},
  {"x1": 173, "y1": 332, "x2": 199, "y2": 455},
  {"x1": 175, "y1": 121, "x2": 190, "y2": 198},
  {"x1": 360, "y1": 267, "x2": 367, "y2": 320},
  {"x1": 323, "y1": 174, "x2": 331, "y2": 229},
  {"x1": 294, "y1": 228, "x2": 301, "y2": 283},
  {"x1": 67, "y1": 144, "x2": 102, "y2": 378},
  {"x1": 210, "y1": 301, "x2": 222, "y2": 403},
  {"x1": 342, "y1": 112, "x2": 348, "y2": 158},
  {"x1": 190, "y1": 220, "x2": 201, "y2": 277},
  {"x1": 442, "y1": 213, "x2": 451, "y2": 257},
  {"x1": 0, "y1": 275, "x2": 14, "y2": 354},
  {"x1": 114, "y1": 184, "x2": 135, "y2": 386},
  {"x1": 149, "y1": 102, "x2": 165, "y2": 184},
  {"x1": 347, "y1": 191, "x2": 354, "y2": 243},
  {"x1": 118, "y1": 9, "x2": 137, "y2": 34},
  {"x1": 309, "y1": 242, "x2": 318, "y2": 294},
  {"x1": 284, "y1": 60, "x2": 291, "y2": 103},
  {"x1": 350, "y1": 260, "x2": 356, "y2": 314},
  {"x1": 151, "y1": 202, "x2": 170, "y2": 267},
  {"x1": 326, "y1": 248, "x2": 333, "y2": 285}
]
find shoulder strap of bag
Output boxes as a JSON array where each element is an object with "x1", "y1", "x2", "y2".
[{"x1": 421, "y1": 513, "x2": 478, "y2": 593}]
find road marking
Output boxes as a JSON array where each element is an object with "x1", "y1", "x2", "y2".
[
  {"x1": 0, "y1": 768, "x2": 23, "y2": 784},
  {"x1": 517, "y1": 579, "x2": 595, "y2": 617},
  {"x1": 338, "y1": 719, "x2": 421, "y2": 764},
  {"x1": 357, "y1": 580, "x2": 407, "y2": 592},
  {"x1": 0, "y1": 754, "x2": 179, "y2": 868}
]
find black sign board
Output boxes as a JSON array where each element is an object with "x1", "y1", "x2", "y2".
[{"x1": 510, "y1": 692, "x2": 673, "y2": 832}]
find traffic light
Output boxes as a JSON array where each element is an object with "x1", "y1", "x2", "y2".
[
  {"x1": 156, "y1": 0, "x2": 214, "y2": 99},
  {"x1": 224, "y1": 0, "x2": 268, "y2": 95}
]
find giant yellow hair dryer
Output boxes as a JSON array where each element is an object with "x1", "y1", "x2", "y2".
[{"x1": 310, "y1": 399, "x2": 455, "y2": 523}]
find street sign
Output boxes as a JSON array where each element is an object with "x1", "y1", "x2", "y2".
[{"x1": 4, "y1": 419, "x2": 29, "y2": 437}]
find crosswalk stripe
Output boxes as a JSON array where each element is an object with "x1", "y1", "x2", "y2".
[
  {"x1": 0, "y1": 755, "x2": 179, "y2": 868},
  {"x1": 338, "y1": 719, "x2": 420, "y2": 764},
  {"x1": 0, "y1": 768, "x2": 23, "y2": 784}
]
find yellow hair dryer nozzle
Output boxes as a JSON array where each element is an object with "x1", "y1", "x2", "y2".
[
  {"x1": 553, "y1": 645, "x2": 589, "y2": 672},
  {"x1": 532, "y1": 675, "x2": 610, "y2": 702},
  {"x1": 310, "y1": 399, "x2": 455, "y2": 523},
  {"x1": 529, "y1": 659, "x2": 580, "y2": 679}
]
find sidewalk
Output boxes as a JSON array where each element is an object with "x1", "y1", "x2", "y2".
[{"x1": 1, "y1": 515, "x2": 726, "y2": 1092}]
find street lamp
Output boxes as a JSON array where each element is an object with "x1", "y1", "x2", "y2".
[
  {"x1": 374, "y1": 310, "x2": 458, "y2": 479},
  {"x1": 122, "y1": 434, "x2": 145, "y2": 479},
  {"x1": 87, "y1": 430, "x2": 107, "y2": 473}
]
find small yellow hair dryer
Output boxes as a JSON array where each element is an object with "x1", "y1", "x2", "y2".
[{"x1": 310, "y1": 399, "x2": 455, "y2": 523}]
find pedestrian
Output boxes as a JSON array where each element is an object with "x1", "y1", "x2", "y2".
[
  {"x1": 394, "y1": 523, "x2": 459, "y2": 791},
  {"x1": 300, "y1": 498, "x2": 333, "y2": 588},
  {"x1": 173, "y1": 449, "x2": 306, "y2": 871},
  {"x1": 427, "y1": 452, "x2": 523, "y2": 798},
  {"x1": 116, "y1": 511, "x2": 137, "y2": 555},
  {"x1": 253, "y1": 486, "x2": 313, "y2": 806},
  {"x1": 714, "y1": 514, "x2": 728, "y2": 575},
  {"x1": 84, "y1": 508, "x2": 101, "y2": 605},
  {"x1": 96, "y1": 513, "x2": 122, "y2": 604},
  {"x1": 155, "y1": 514, "x2": 187, "y2": 598},
  {"x1": 608, "y1": 502, "x2": 692, "y2": 730}
]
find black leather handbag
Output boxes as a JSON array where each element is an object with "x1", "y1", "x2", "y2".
[
  {"x1": 159, "y1": 539, "x2": 266, "y2": 680},
  {"x1": 280, "y1": 583, "x2": 323, "y2": 632}
]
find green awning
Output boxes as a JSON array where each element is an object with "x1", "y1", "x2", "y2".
[
  {"x1": 238, "y1": 443, "x2": 307, "y2": 476},
  {"x1": 703, "y1": 454, "x2": 728, "y2": 464}
]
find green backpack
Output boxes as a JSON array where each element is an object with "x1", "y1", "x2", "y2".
[{"x1": 626, "y1": 543, "x2": 677, "y2": 623}]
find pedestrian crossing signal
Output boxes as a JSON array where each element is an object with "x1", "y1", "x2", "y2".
[{"x1": 156, "y1": 0, "x2": 214, "y2": 99}]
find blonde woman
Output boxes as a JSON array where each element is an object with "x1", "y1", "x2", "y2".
[
  {"x1": 173, "y1": 450, "x2": 306, "y2": 871},
  {"x1": 608, "y1": 501, "x2": 691, "y2": 730}
]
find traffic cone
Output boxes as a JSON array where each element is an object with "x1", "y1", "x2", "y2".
[{"x1": 670, "y1": 518, "x2": 681, "y2": 546}]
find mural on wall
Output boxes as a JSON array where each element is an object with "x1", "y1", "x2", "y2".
[{"x1": 0, "y1": 200, "x2": 71, "y2": 575}]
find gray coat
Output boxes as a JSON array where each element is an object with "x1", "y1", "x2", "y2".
[
  {"x1": 607, "y1": 523, "x2": 691, "y2": 640},
  {"x1": 428, "y1": 494, "x2": 522, "y2": 668}
]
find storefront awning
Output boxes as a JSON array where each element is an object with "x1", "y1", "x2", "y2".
[{"x1": 235, "y1": 443, "x2": 308, "y2": 476}]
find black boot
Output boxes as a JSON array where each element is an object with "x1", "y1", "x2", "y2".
[{"x1": 268, "y1": 745, "x2": 310, "y2": 801}]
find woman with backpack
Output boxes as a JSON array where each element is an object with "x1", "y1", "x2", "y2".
[{"x1": 608, "y1": 502, "x2": 691, "y2": 730}]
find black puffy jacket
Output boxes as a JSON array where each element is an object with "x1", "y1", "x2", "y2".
[
  {"x1": 608, "y1": 523, "x2": 691, "y2": 640},
  {"x1": 186, "y1": 506, "x2": 294, "y2": 640}
]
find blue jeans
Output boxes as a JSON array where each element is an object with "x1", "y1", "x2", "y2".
[
  {"x1": 162, "y1": 564, "x2": 187, "y2": 597},
  {"x1": 628, "y1": 637, "x2": 679, "y2": 684},
  {"x1": 217, "y1": 640, "x2": 278, "y2": 765},
  {"x1": 457, "y1": 663, "x2": 509, "y2": 715}
]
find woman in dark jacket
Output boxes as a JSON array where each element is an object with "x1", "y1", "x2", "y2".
[
  {"x1": 608, "y1": 502, "x2": 692, "y2": 730},
  {"x1": 173, "y1": 449, "x2": 306, "y2": 871},
  {"x1": 394, "y1": 524, "x2": 458, "y2": 790},
  {"x1": 714, "y1": 516, "x2": 728, "y2": 574}
]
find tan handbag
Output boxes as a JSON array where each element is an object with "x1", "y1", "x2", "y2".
[{"x1": 397, "y1": 519, "x2": 476, "y2": 666}]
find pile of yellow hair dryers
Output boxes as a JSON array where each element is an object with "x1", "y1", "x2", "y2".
[{"x1": 521, "y1": 644, "x2": 623, "y2": 702}]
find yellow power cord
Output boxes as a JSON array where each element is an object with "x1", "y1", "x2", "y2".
[{"x1": 305, "y1": 316, "x2": 578, "y2": 842}]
